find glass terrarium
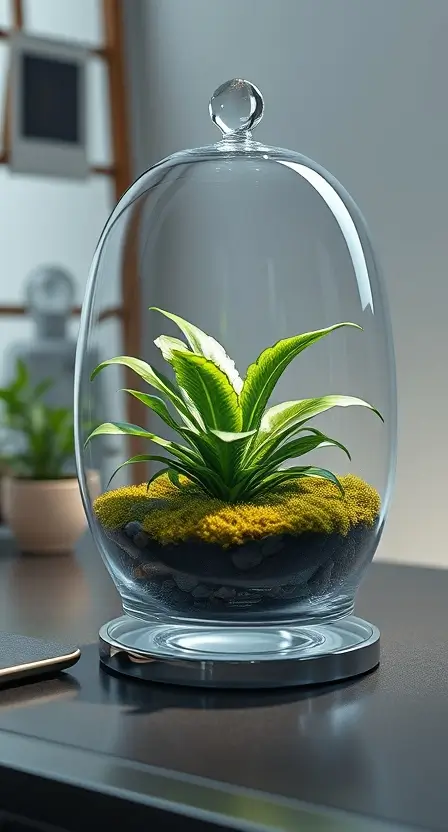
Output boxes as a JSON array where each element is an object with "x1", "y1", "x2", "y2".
[{"x1": 75, "y1": 80, "x2": 396, "y2": 688}]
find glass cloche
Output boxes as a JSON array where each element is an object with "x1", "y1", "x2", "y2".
[{"x1": 75, "y1": 80, "x2": 396, "y2": 688}]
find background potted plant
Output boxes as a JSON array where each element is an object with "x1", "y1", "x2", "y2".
[
  {"x1": 0, "y1": 455, "x2": 12, "y2": 523},
  {"x1": 86, "y1": 309, "x2": 382, "y2": 618},
  {"x1": 0, "y1": 360, "x2": 98, "y2": 555}
]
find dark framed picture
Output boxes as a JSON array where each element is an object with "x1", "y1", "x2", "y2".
[{"x1": 10, "y1": 33, "x2": 88, "y2": 179}]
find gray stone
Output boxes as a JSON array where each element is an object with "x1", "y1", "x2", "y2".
[
  {"x1": 214, "y1": 586, "x2": 237, "y2": 600},
  {"x1": 261, "y1": 535, "x2": 284, "y2": 557},
  {"x1": 134, "y1": 530, "x2": 150, "y2": 549},
  {"x1": 269, "y1": 586, "x2": 284, "y2": 599},
  {"x1": 125, "y1": 547, "x2": 141, "y2": 561},
  {"x1": 174, "y1": 573, "x2": 199, "y2": 592},
  {"x1": 235, "y1": 590, "x2": 255, "y2": 600},
  {"x1": 279, "y1": 583, "x2": 299, "y2": 598},
  {"x1": 191, "y1": 584, "x2": 212, "y2": 599},
  {"x1": 124, "y1": 520, "x2": 142, "y2": 538},
  {"x1": 231, "y1": 547, "x2": 263, "y2": 571}
]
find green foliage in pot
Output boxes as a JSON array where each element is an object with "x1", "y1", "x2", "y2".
[
  {"x1": 87, "y1": 309, "x2": 382, "y2": 503},
  {"x1": 0, "y1": 360, "x2": 75, "y2": 480}
]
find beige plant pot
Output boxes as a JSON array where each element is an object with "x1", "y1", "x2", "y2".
[
  {"x1": 8, "y1": 471, "x2": 100, "y2": 555},
  {"x1": 1, "y1": 475, "x2": 12, "y2": 525}
]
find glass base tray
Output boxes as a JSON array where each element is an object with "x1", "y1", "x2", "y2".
[{"x1": 99, "y1": 615, "x2": 380, "y2": 688}]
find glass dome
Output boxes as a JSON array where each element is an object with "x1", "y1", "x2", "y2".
[{"x1": 75, "y1": 80, "x2": 396, "y2": 687}]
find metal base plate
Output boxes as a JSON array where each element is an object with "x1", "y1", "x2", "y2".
[{"x1": 99, "y1": 615, "x2": 380, "y2": 688}]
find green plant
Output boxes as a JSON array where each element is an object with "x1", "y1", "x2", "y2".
[
  {"x1": 87, "y1": 309, "x2": 382, "y2": 502},
  {"x1": 0, "y1": 360, "x2": 75, "y2": 480}
]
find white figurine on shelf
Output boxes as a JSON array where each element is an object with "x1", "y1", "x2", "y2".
[{"x1": 3, "y1": 265, "x2": 107, "y2": 483}]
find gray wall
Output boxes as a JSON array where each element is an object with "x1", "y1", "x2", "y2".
[{"x1": 125, "y1": 0, "x2": 448, "y2": 567}]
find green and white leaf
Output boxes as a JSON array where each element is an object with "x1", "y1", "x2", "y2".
[
  {"x1": 151, "y1": 307, "x2": 243, "y2": 394},
  {"x1": 170, "y1": 351, "x2": 242, "y2": 432},
  {"x1": 154, "y1": 335, "x2": 190, "y2": 363},
  {"x1": 208, "y1": 429, "x2": 256, "y2": 444}
]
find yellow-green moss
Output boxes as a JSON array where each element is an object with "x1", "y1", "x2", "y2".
[{"x1": 94, "y1": 474, "x2": 380, "y2": 548}]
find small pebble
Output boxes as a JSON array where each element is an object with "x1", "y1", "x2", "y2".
[
  {"x1": 174, "y1": 573, "x2": 199, "y2": 592},
  {"x1": 231, "y1": 547, "x2": 263, "y2": 571},
  {"x1": 134, "y1": 530, "x2": 150, "y2": 549},
  {"x1": 125, "y1": 520, "x2": 142, "y2": 538},
  {"x1": 133, "y1": 566, "x2": 146, "y2": 579},
  {"x1": 261, "y1": 535, "x2": 284, "y2": 557},
  {"x1": 214, "y1": 586, "x2": 237, "y2": 600},
  {"x1": 192, "y1": 584, "x2": 212, "y2": 599}
]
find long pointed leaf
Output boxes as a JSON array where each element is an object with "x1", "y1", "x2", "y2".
[
  {"x1": 15, "y1": 359, "x2": 29, "y2": 392},
  {"x1": 107, "y1": 453, "x2": 219, "y2": 493},
  {"x1": 84, "y1": 421, "x2": 202, "y2": 467},
  {"x1": 170, "y1": 351, "x2": 242, "y2": 432},
  {"x1": 249, "y1": 466, "x2": 344, "y2": 499},
  {"x1": 107, "y1": 454, "x2": 155, "y2": 486},
  {"x1": 240, "y1": 322, "x2": 361, "y2": 430},
  {"x1": 151, "y1": 307, "x2": 243, "y2": 394},
  {"x1": 254, "y1": 395, "x2": 381, "y2": 461},
  {"x1": 108, "y1": 454, "x2": 192, "y2": 487},
  {"x1": 167, "y1": 469, "x2": 182, "y2": 489},
  {"x1": 86, "y1": 421, "x2": 170, "y2": 444},
  {"x1": 90, "y1": 356, "x2": 190, "y2": 421},
  {"x1": 267, "y1": 432, "x2": 351, "y2": 467},
  {"x1": 122, "y1": 391, "x2": 210, "y2": 462},
  {"x1": 145, "y1": 466, "x2": 178, "y2": 492},
  {"x1": 122, "y1": 390, "x2": 182, "y2": 433},
  {"x1": 33, "y1": 378, "x2": 54, "y2": 399}
]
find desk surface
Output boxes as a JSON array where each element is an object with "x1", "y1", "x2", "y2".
[{"x1": 0, "y1": 528, "x2": 445, "y2": 832}]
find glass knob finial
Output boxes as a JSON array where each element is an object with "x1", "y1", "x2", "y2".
[{"x1": 209, "y1": 79, "x2": 264, "y2": 137}]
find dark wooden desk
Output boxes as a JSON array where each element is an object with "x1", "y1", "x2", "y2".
[{"x1": 0, "y1": 527, "x2": 445, "y2": 831}]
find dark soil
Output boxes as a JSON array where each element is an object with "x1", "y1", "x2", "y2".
[{"x1": 101, "y1": 519, "x2": 377, "y2": 616}]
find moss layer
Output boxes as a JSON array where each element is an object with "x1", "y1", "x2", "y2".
[{"x1": 94, "y1": 474, "x2": 380, "y2": 548}]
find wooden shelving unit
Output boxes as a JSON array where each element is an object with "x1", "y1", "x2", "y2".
[{"x1": 0, "y1": 0, "x2": 143, "y2": 467}]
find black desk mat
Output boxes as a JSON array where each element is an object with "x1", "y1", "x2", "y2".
[{"x1": 0, "y1": 564, "x2": 445, "y2": 831}]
